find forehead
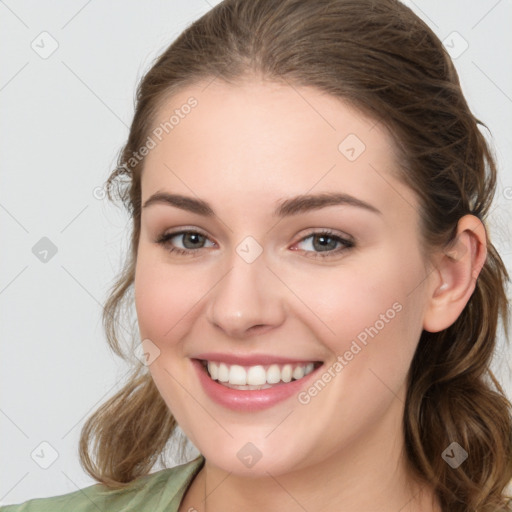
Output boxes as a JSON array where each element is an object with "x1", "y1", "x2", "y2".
[{"x1": 141, "y1": 78, "x2": 416, "y2": 219}]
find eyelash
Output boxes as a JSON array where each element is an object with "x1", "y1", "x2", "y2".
[{"x1": 154, "y1": 228, "x2": 354, "y2": 260}]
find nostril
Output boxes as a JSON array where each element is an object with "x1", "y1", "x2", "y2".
[{"x1": 249, "y1": 326, "x2": 268, "y2": 335}]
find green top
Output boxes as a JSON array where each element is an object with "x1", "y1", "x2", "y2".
[{"x1": 1, "y1": 456, "x2": 205, "y2": 512}]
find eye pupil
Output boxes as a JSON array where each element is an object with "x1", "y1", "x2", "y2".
[
  {"x1": 313, "y1": 234, "x2": 337, "y2": 251},
  {"x1": 184, "y1": 232, "x2": 203, "y2": 248}
]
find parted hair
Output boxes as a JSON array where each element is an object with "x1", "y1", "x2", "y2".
[{"x1": 78, "y1": 1, "x2": 512, "y2": 510}]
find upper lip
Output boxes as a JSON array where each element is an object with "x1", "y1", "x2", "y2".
[{"x1": 192, "y1": 353, "x2": 323, "y2": 366}]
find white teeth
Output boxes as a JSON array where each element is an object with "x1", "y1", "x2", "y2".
[
  {"x1": 206, "y1": 360, "x2": 318, "y2": 386},
  {"x1": 247, "y1": 365, "x2": 267, "y2": 385},
  {"x1": 217, "y1": 362, "x2": 229, "y2": 382},
  {"x1": 208, "y1": 361, "x2": 219, "y2": 380},
  {"x1": 281, "y1": 364, "x2": 293, "y2": 383},
  {"x1": 222, "y1": 382, "x2": 274, "y2": 390},
  {"x1": 266, "y1": 364, "x2": 281, "y2": 384},
  {"x1": 292, "y1": 366, "x2": 305, "y2": 380},
  {"x1": 229, "y1": 365, "x2": 247, "y2": 385}
]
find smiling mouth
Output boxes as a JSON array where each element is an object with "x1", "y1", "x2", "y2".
[{"x1": 198, "y1": 359, "x2": 323, "y2": 390}]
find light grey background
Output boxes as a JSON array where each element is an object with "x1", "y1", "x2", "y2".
[{"x1": 1, "y1": 0, "x2": 511, "y2": 506}]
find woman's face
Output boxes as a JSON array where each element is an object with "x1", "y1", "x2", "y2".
[{"x1": 134, "y1": 78, "x2": 432, "y2": 476}]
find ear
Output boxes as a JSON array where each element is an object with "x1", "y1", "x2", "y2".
[{"x1": 423, "y1": 214, "x2": 487, "y2": 333}]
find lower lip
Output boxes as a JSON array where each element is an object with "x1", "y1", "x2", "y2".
[{"x1": 191, "y1": 359, "x2": 323, "y2": 412}]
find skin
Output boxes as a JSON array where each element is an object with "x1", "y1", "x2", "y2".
[{"x1": 134, "y1": 76, "x2": 487, "y2": 512}]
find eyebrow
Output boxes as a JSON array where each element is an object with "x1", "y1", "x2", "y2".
[{"x1": 142, "y1": 191, "x2": 382, "y2": 217}]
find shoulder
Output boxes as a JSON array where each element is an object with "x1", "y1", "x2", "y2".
[{"x1": 0, "y1": 456, "x2": 205, "y2": 512}]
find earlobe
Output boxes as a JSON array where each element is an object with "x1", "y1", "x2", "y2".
[{"x1": 423, "y1": 215, "x2": 487, "y2": 333}]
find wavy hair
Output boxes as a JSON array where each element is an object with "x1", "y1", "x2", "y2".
[{"x1": 78, "y1": 1, "x2": 512, "y2": 510}]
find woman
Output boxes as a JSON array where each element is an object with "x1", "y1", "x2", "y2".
[{"x1": 3, "y1": 0, "x2": 511, "y2": 511}]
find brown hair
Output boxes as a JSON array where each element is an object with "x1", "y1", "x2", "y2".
[{"x1": 78, "y1": 0, "x2": 512, "y2": 510}]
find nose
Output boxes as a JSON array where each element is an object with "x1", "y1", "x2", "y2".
[{"x1": 205, "y1": 252, "x2": 286, "y2": 339}]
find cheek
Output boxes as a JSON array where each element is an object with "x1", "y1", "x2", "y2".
[
  {"x1": 134, "y1": 257, "x2": 202, "y2": 420},
  {"x1": 134, "y1": 264, "x2": 172, "y2": 341},
  {"x1": 292, "y1": 251, "x2": 425, "y2": 430},
  {"x1": 296, "y1": 248, "x2": 426, "y2": 404},
  {"x1": 297, "y1": 250, "x2": 420, "y2": 341},
  {"x1": 134, "y1": 248, "x2": 208, "y2": 343}
]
